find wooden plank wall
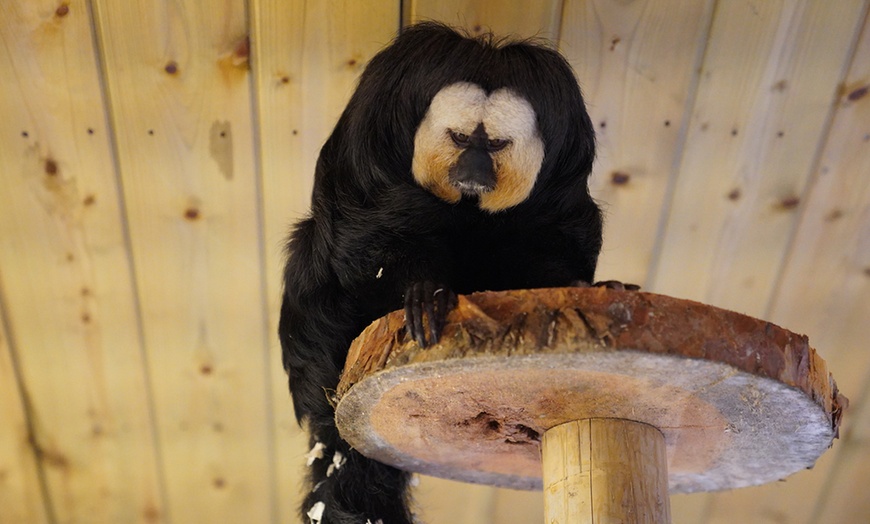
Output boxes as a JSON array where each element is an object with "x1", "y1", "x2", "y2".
[
  {"x1": 1, "y1": 1, "x2": 869, "y2": 523},
  {"x1": 89, "y1": 1, "x2": 274, "y2": 522},
  {"x1": 560, "y1": 0, "x2": 716, "y2": 286},
  {"x1": 712, "y1": 12, "x2": 870, "y2": 523},
  {"x1": 0, "y1": 2, "x2": 165, "y2": 522},
  {"x1": 0, "y1": 303, "x2": 47, "y2": 522},
  {"x1": 652, "y1": 0, "x2": 866, "y2": 316}
]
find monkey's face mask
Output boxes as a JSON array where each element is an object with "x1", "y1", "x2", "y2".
[{"x1": 411, "y1": 82, "x2": 545, "y2": 212}]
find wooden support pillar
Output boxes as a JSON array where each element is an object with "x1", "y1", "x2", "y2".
[{"x1": 542, "y1": 419, "x2": 671, "y2": 524}]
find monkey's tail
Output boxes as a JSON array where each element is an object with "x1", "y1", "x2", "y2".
[{"x1": 301, "y1": 428, "x2": 415, "y2": 524}]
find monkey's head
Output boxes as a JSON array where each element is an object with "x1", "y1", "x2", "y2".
[{"x1": 339, "y1": 23, "x2": 596, "y2": 213}]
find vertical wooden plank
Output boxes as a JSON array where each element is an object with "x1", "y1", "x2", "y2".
[
  {"x1": 0, "y1": 303, "x2": 48, "y2": 524},
  {"x1": 755, "y1": 12, "x2": 870, "y2": 522},
  {"x1": 810, "y1": 385, "x2": 870, "y2": 523},
  {"x1": 91, "y1": 1, "x2": 274, "y2": 522},
  {"x1": 415, "y1": 477, "x2": 496, "y2": 523},
  {"x1": 406, "y1": 0, "x2": 563, "y2": 40},
  {"x1": 651, "y1": 0, "x2": 867, "y2": 318},
  {"x1": 491, "y1": 489, "x2": 543, "y2": 524},
  {"x1": 797, "y1": 19, "x2": 870, "y2": 512},
  {"x1": 251, "y1": 0, "x2": 400, "y2": 521},
  {"x1": 810, "y1": 439, "x2": 870, "y2": 523},
  {"x1": 559, "y1": 0, "x2": 715, "y2": 285},
  {"x1": 701, "y1": 8, "x2": 870, "y2": 523},
  {"x1": 768, "y1": 3, "x2": 870, "y2": 431},
  {"x1": 669, "y1": 494, "x2": 709, "y2": 524},
  {"x1": 0, "y1": 2, "x2": 165, "y2": 522},
  {"x1": 700, "y1": 451, "x2": 839, "y2": 524}
]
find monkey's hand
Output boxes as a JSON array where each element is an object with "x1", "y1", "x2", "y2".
[
  {"x1": 572, "y1": 280, "x2": 641, "y2": 291},
  {"x1": 404, "y1": 281, "x2": 458, "y2": 347}
]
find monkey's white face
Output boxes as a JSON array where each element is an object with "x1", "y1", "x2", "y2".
[{"x1": 412, "y1": 82, "x2": 545, "y2": 212}]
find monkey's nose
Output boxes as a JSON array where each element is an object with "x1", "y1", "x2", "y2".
[{"x1": 450, "y1": 148, "x2": 495, "y2": 194}]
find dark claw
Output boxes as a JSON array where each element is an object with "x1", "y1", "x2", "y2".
[
  {"x1": 593, "y1": 280, "x2": 641, "y2": 291},
  {"x1": 571, "y1": 279, "x2": 640, "y2": 291},
  {"x1": 404, "y1": 281, "x2": 457, "y2": 347},
  {"x1": 404, "y1": 283, "x2": 425, "y2": 346},
  {"x1": 434, "y1": 286, "x2": 456, "y2": 338},
  {"x1": 423, "y1": 281, "x2": 437, "y2": 343}
]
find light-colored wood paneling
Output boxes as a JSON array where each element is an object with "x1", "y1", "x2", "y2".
[
  {"x1": 814, "y1": 388, "x2": 870, "y2": 523},
  {"x1": 754, "y1": 12, "x2": 870, "y2": 521},
  {"x1": 651, "y1": 0, "x2": 866, "y2": 318},
  {"x1": 560, "y1": 0, "x2": 715, "y2": 286},
  {"x1": 0, "y1": 303, "x2": 47, "y2": 524},
  {"x1": 1, "y1": 1, "x2": 868, "y2": 523},
  {"x1": 91, "y1": 0, "x2": 273, "y2": 521},
  {"x1": 415, "y1": 477, "x2": 497, "y2": 523},
  {"x1": 491, "y1": 488, "x2": 544, "y2": 523},
  {"x1": 768, "y1": 4, "x2": 870, "y2": 425},
  {"x1": 691, "y1": 7, "x2": 870, "y2": 523},
  {"x1": 406, "y1": 0, "x2": 563, "y2": 39},
  {"x1": 252, "y1": 1, "x2": 401, "y2": 520},
  {"x1": 0, "y1": 2, "x2": 165, "y2": 522}
]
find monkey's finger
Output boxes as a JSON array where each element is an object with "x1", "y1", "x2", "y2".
[
  {"x1": 410, "y1": 282, "x2": 428, "y2": 347},
  {"x1": 434, "y1": 287, "x2": 447, "y2": 339},
  {"x1": 592, "y1": 280, "x2": 641, "y2": 291},
  {"x1": 434, "y1": 286, "x2": 456, "y2": 340},
  {"x1": 424, "y1": 281, "x2": 437, "y2": 344},
  {"x1": 599, "y1": 280, "x2": 625, "y2": 290},
  {"x1": 405, "y1": 283, "x2": 428, "y2": 347}
]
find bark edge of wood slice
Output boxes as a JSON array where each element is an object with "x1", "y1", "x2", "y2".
[{"x1": 335, "y1": 287, "x2": 847, "y2": 493}]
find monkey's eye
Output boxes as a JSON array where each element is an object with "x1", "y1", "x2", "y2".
[
  {"x1": 487, "y1": 138, "x2": 510, "y2": 152},
  {"x1": 449, "y1": 130, "x2": 471, "y2": 147}
]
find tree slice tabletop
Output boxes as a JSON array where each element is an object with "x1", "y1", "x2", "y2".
[{"x1": 335, "y1": 287, "x2": 847, "y2": 493}]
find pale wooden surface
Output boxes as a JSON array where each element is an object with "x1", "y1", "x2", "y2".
[
  {"x1": 90, "y1": 1, "x2": 274, "y2": 522},
  {"x1": 0, "y1": 303, "x2": 47, "y2": 523},
  {"x1": 406, "y1": 0, "x2": 563, "y2": 39},
  {"x1": 542, "y1": 419, "x2": 670, "y2": 524},
  {"x1": 1, "y1": 1, "x2": 869, "y2": 523},
  {"x1": 772, "y1": 17, "x2": 870, "y2": 523},
  {"x1": 651, "y1": 0, "x2": 867, "y2": 317},
  {"x1": 699, "y1": 10, "x2": 870, "y2": 523},
  {"x1": 561, "y1": 0, "x2": 716, "y2": 286},
  {"x1": 0, "y1": 2, "x2": 163, "y2": 522}
]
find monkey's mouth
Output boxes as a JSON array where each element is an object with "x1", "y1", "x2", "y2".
[{"x1": 452, "y1": 180, "x2": 494, "y2": 196}]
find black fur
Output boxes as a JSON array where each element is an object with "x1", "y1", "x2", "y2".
[{"x1": 279, "y1": 23, "x2": 602, "y2": 523}]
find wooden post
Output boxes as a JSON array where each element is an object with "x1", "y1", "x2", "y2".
[{"x1": 542, "y1": 419, "x2": 671, "y2": 524}]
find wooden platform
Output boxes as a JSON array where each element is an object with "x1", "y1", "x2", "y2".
[{"x1": 336, "y1": 287, "x2": 846, "y2": 493}]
